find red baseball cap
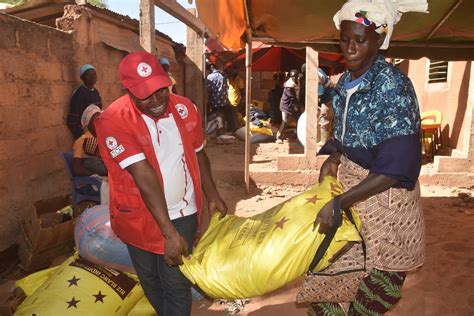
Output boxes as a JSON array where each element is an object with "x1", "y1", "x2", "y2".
[{"x1": 118, "y1": 51, "x2": 172, "y2": 99}]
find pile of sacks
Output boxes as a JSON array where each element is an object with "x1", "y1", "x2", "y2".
[
  {"x1": 14, "y1": 205, "x2": 156, "y2": 315},
  {"x1": 14, "y1": 176, "x2": 361, "y2": 314}
]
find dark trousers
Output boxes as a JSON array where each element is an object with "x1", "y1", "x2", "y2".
[
  {"x1": 217, "y1": 105, "x2": 239, "y2": 132},
  {"x1": 126, "y1": 213, "x2": 197, "y2": 316}
]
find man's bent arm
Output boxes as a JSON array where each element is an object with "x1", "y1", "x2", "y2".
[{"x1": 126, "y1": 160, "x2": 177, "y2": 237}]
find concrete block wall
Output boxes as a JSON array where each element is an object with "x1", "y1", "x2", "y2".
[
  {"x1": 409, "y1": 59, "x2": 472, "y2": 153},
  {"x1": 235, "y1": 71, "x2": 274, "y2": 110}
]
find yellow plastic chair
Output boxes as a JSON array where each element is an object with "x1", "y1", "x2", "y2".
[{"x1": 420, "y1": 110, "x2": 442, "y2": 158}]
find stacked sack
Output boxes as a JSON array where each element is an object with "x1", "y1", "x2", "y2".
[{"x1": 14, "y1": 254, "x2": 144, "y2": 315}]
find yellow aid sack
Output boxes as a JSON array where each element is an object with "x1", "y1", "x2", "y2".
[
  {"x1": 179, "y1": 176, "x2": 361, "y2": 299},
  {"x1": 127, "y1": 296, "x2": 156, "y2": 316},
  {"x1": 14, "y1": 255, "x2": 144, "y2": 316}
]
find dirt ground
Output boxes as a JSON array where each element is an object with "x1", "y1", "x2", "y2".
[
  {"x1": 1, "y1": 139, "x2": 473, "y2": 315},
  {"x1": 189, "y1": 140, "x2": 474, "y2": 316},
  {"x1": 190, "y1": 186, "x2": 474, "y2": 315}
]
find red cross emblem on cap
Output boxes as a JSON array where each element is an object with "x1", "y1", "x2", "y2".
[{"x1": 137, "y1": 62, "x2": 152, "y2": 77}]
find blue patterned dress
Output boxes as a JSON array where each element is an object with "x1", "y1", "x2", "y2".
[
  {"x1": 321, "y1": 55, "x2": 421, "y2": 189},
  {"x1": 206, "y1": 70, "x2": 229, "y2": 109}
]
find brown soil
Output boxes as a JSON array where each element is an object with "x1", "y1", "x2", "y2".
[{"x1": 190, "y1": 140, "x2": 474, "y2": 315}]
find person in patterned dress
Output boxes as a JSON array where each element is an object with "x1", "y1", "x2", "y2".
[
  {"x1": 311, "y1": 1, "x2": 429, "y2": 315},
  {"x1": 206, "y1": 63, "x2": 237, "y2": 133}
]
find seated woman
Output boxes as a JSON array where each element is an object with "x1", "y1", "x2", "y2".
[{"x1": 72, "y1": 105, "x2": 107, "y2": 177}]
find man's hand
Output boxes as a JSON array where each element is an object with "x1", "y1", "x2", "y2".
[
  {"x1": 313, "y1": 200, "x2": 334, "y2": 234},
  {"x1": 208, "y1": 195, "x2": 228, "y2": 219},
  {"x1": 164, "y1": 230, "x2": 189, "y2": 266}
]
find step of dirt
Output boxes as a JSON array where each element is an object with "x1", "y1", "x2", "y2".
[
  {"x1": 207, "y1": 139, "x2": 474, "y2": 188},
  {"x1": 250, "y1": 170, "x2": 318, "y2": 186},
  {"x1": 419, "y1": 172, "x2": 474, "y2": 188}
]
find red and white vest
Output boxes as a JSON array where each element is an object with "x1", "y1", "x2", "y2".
[{"x1": 96, "y1": 94, "x2": 203, "y2": 254}]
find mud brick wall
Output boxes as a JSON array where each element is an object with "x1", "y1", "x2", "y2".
[
  {"x1": 0, "y1": 12, "x2": 124, "y2": 250},
  {"x1": 0, "y1": 13, "x2": 74, "y2": 250}
]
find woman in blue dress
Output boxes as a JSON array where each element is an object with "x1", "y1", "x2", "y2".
[{"x1": 310, "y1": 1, "x2": 429, "y2": 315}]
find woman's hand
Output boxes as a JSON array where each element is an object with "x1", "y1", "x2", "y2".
[{"x1": 313, "y1": 199, "x2": 334, "y2": 234}]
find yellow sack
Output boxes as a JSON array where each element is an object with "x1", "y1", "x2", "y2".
[
  {"x1": 16, "y1": 266, "x2": 58, "y2": 296},
  {"x1": 250, "y1": 123, "x2": 273, "y2": 136},
  {"x1": 127, "y1": 296, "x2": 155, "y2": 316},
  {"x1": 179, "y1": 177, "x2": 361, "y2": 299},
  {"x1": 15, "y1": 255, "x2": 144, "y2": 316},
  {"x1": 243, "y1": 116, "x2": 274, "y2": 136}
]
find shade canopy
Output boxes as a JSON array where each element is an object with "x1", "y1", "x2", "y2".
[
  {"x1": 207, "y1": 45, "x2": 346, "y2": 74},
  {"x1": 196, "y1": 0, "x2": 474, "y2": 60}
]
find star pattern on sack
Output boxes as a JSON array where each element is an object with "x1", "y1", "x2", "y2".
[
  {"x1": 93, "y1": 290, "x2": 107, "y2": 303},
  {"x1": 67, "y1": 275, "x2": 81, "y2": 287},
  {"x1": 305, "y1": 194, "x2": 322, "y2": 204},
  {"x1": 274, "y1": 216, "x2": 289, "y2": 230},
  {"x1": 66, "y1": 296, "x2": 80, "y2": 309}
]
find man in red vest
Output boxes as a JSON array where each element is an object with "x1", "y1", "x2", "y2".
[{"x1": 95, "y1": 51, "x2": 227, "y2": 316}]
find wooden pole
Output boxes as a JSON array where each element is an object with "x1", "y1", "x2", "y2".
[
  {"x1": 139, "y1": 0, "x2": 156, "y2": 54},
  {"x1": 305, "y1": 47, "x2": 319, "y2": 156},
  {"x1": 244, "y1": 37, "x2": 253, "y2": 193}
]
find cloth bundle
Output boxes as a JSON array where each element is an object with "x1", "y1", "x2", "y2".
[{"x1": 333, "y1": 0, "x2": 429, "y2": 49}]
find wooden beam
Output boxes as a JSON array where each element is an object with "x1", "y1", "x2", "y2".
[
  {"x1": 243, "y1": 0, "x2": 252, "y2": 193},
  {"x1": 154, "y1": 0, "x2": 205, "y2": 35},
  {"x1": 244, "y1": 38, "x2": 253, "y2": 193},
  {"x1": 5, "y1": 3, "x2": 65, "y2": 21},
  {"x1": 305, "y1": 47, "x2": 319, "y2": 156},
  {"x1": 140, "y1": 0, "x2": 156, "y2": 54},
  {"x1": 253, "y1": 37, "x2": 474, "y2": 49},
  {"x1": 424, "y1": 0, "x2": 464, "y2": 41},
  {"x1": 467, "y1": 62, "x2": 474, "y2": 166}
]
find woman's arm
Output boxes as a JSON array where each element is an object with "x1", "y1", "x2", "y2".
[
  {"x1": 318, "y1": 151, "x2": 342, "y2": 183},
  {"x1": 314, "y1": 173, "x2": 398, "y2": 233}
]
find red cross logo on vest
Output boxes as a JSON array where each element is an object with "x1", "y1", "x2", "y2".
[
  {"x1": 105, "y1": 136, "x2": 118, "y2": 150},
  {"x1": 175, "y1": 104, "x2": 188, "y2": 119}
]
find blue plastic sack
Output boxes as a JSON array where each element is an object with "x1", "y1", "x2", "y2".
[{"x1": 74, "y1": 205, "x2": 135, "y2": 273}]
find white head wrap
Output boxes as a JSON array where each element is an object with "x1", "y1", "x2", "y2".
[
  {"x1": 81, "y1": 104, "x2": 102, "y2": 130},
  {"x1": 334, "y1": 0, "x2": 428, "y2": 50}
]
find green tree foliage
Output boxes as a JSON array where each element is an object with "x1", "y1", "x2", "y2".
[
  {"x1": 1, "y1": 0, "x2": 28, "y2": 5},
  {"x1": 87, "y1": 0, "x2": 107, "y2": 9}
]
